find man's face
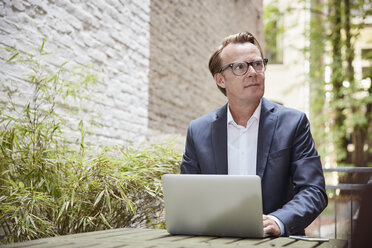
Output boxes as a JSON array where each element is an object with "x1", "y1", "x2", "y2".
[{"x1": 215, "y1": 42, "x2": 265, "y2": 105}]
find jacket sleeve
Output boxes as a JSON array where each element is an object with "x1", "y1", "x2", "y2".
[
  {"x1": 180, "y1": 121, "x2": 201, "y2": 174},
  {"x1": 270, "y1": 113, "x2": 328, "y2": 235}
]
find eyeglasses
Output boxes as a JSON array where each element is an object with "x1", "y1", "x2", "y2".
[{"x1": 219, "y1": 58, "x2": 268, "y2": 76}]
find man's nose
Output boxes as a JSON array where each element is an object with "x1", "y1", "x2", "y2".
[{"x1": 245, "y1": 64, "x2": 256, "y2": 76}]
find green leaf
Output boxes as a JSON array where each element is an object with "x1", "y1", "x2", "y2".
[
  {"x1": 40, "y1": 38, "x2": 46, "y2": 53},
  {"x1": 60, "y1": 61, "x2": 68, "y2": 68},
  {"x1": 94, "y1": 190, "x2": 104, "y2": 207},
  {"x1": 57, "y1": 202, "x2": 66, "y2": 221},
  {"x1": 8, "y1": 178, "x2": 18, "y2": 187},
  {"x1": 78, "y1": 120, "x2": 84, "y2": 129},
  {"x1": 28, "y1": 215, "x2": 37, "y2": 229},
  {"x1": 7, "y1": 52, "x2": 19, "y2": 62},
  {"x1": 99, "y1": 213, "x2": 112, "y2": 228},
  {"x1": 105, "y1": 189, "x2": 111, "y2": 211},
  {"x1": 126, "y1": 200, "x2": 136, "y2": 215},
  {"x1": 0, "y1": 195, "x2": 7, "y2": 202},
  {"x1": 71, "y1": 189, "x2": 75, "y2": 207}
]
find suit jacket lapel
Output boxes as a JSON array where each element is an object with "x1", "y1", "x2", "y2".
[
  {"x1": 212, "y1": 104, "x2": 228, "y2": 174},
  {"x1": 257, "y1": 98, "x2": 277, "y2": 178}
]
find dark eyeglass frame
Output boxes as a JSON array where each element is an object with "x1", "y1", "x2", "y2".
[{"x1": 219, "y1": 58, "x2": 269, "y2": 76}]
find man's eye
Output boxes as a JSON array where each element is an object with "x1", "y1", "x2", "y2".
[
  {"x1": 252, "y1": 61, "x2": 262, "y2": 67},
  {"x1": 234, "y1": 63, "x2": 245, "y2": 70}
]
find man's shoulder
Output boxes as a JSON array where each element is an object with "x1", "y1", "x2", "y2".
[
  {"x1": 263, "y1": 98, "x2": 305, "y2": 119},
  {"x1": 190, "y1": 104, "x2": 227, "y2": 127}
]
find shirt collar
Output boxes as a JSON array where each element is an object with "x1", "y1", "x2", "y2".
[{"x1": 227, "y1": 99, "x2": 262, "y2": 126}]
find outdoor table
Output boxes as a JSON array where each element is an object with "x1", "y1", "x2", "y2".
[{"x1": 2, "y1": 228, "x2": 347, "y2": 248}]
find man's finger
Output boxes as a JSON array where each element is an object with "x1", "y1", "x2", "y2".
[
  {"x1": 262, "y1": 216, "x2": 281, "y2": 236},
  {"x1": 263, "y1": 219, "x2": 271, "y2": 228}
]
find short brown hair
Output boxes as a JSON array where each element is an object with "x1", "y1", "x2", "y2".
[{"x1": 208, "y1": 32, "x2": 264, "y2": 95}]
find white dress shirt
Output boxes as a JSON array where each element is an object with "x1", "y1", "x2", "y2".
[
  {"x1": 226, "y1": 100, "x2": 285, "y2": 236},
  {"x1": 227, "y1": 101, "x2": 261, "y2": 175}
]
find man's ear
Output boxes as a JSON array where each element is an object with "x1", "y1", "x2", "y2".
[{"x1": 214, "y1": 73, "x2": 226, "y2": 89}]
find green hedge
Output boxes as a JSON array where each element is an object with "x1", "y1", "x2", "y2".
[
  {"x1": 0, "y1": 141, "x2": 181, "y2": 244},
  {"x1": 0, "y1": 41, "x2": 181, "y2": 244}
]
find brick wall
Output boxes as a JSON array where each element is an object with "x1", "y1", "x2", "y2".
[
  {"x1": 0, "y1": 0, "x2": 263, "y2": 148},
  {"x1": 148, "y1": 0, "x2": 263, "y2": 140},
  {"x1": 0, "y1": 0, "x2": 151, "y2": 147}
]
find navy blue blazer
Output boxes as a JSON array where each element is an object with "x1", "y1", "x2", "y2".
[{"x1": 181, "y1": 98, "x2": 328, "y2": 235}]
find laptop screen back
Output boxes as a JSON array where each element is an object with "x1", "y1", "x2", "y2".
[{"x1": 162, "y1": 174, "x2": 264, "y2": 238}]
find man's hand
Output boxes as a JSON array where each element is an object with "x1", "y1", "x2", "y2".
[{"x1": 263, "y1": 215, "x2": 281, "y2": 236}]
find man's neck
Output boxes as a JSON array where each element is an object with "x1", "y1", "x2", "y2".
[{"x1": 228, "y1": 99, "x2": 261, "y2": 127}]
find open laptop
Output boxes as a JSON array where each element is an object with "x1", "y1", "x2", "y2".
[{"x1": 162, "y1": 174, "x2": 265, "y2": 238}]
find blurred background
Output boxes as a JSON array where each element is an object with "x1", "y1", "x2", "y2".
[{"x1": 0, "y1": 0, "x2": 371, "y2": 243}]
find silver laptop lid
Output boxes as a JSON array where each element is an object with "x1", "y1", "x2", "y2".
[{"x1": 162, "y1": 174, "x2": 264, "y2": 238}]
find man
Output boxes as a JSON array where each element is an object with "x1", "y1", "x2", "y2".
[{"x1": 181, "y1": 32, "x2": 328, "y2": 236}]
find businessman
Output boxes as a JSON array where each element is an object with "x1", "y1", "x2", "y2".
[{"x1": 181, "y1": 32, "x2": 328, "y2": 236}]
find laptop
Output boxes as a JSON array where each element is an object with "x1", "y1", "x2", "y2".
[{"x1": 162, "y1": 174, "x2": 265, "y2": 238}]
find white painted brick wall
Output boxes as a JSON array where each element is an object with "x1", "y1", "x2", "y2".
[
  {"x1": 0, "y1": 0, "x2": 151, "y2": 147},
  {"x1": 0, "y1": 0, "x2": 263, "y2": 148}
]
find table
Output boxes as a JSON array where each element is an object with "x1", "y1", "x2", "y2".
[{"x1": 2, "y1": 228, "x2": 347, "y2": 248}]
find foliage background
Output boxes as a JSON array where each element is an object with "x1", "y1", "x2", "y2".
[
  {"x1": 308, "y1": 0, "x2": 371, "y2": 174},
  {"x1": 264, "y1": 0, "x2": 372, "y2": 175}
]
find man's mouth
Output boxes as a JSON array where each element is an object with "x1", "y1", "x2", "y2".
[{"x1": 244, "y1": 83, "x2": 260, "y2": 88}]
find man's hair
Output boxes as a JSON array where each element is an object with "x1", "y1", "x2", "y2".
[{"x1": 208, "y1": 32, "x2": 264, "y2": 96}]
